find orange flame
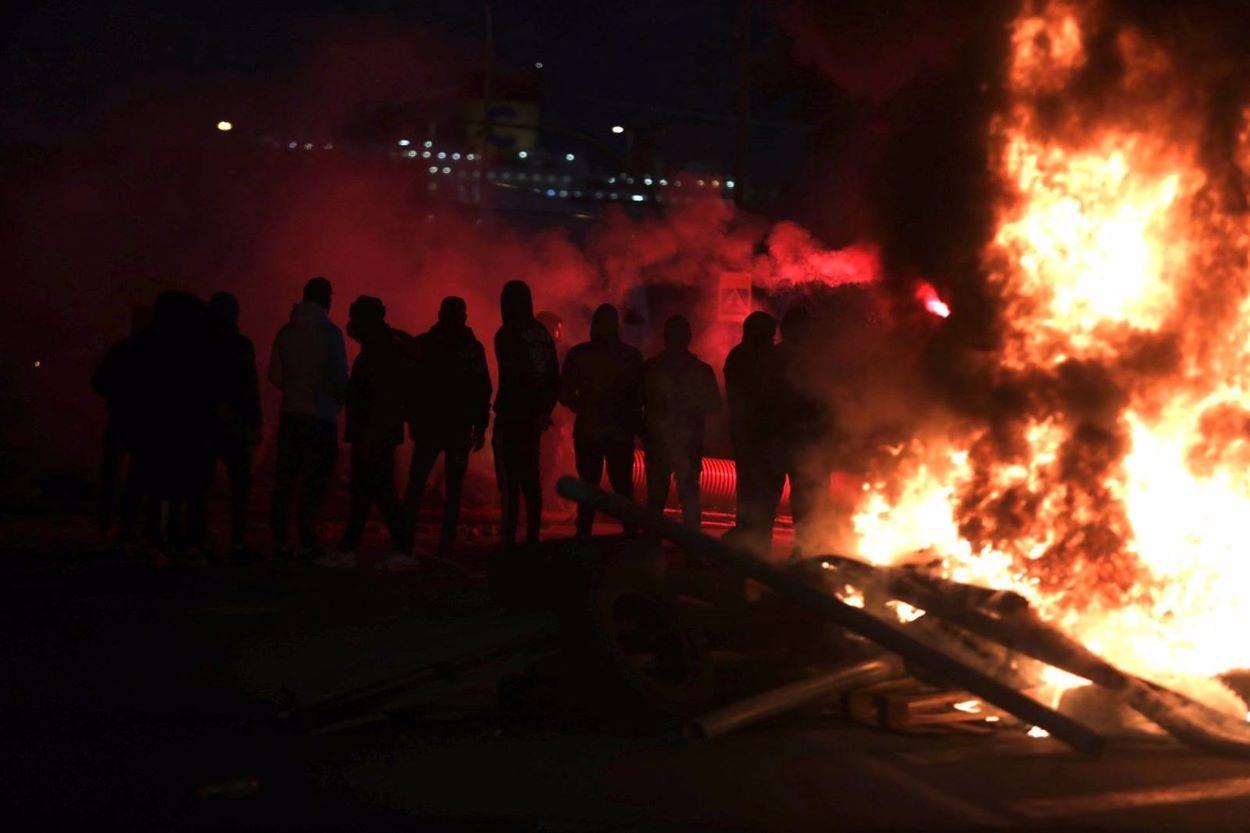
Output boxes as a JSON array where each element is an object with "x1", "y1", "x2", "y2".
[{"x1": 851, "y1": 0, "x2": 1250, "y2": 715}]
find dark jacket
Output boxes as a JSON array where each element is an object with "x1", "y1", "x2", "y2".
[
  {"x1": 643, "y1": 349, "x2": 721, "y2": 453},
  {"x1": 724, "y1": 340, "x2": 779, "y2": 444},
  {"x1": 494, "y1": 287, "x2": 560, "y2": 426},
  {"x1": 92, "y1": 335, "x2": 146, "y2": 449},
  {"x1": 411, "y1": 321, "x2": 492, "y2": 437},
  {"x1": 213, "y1": 329, "x2": 261, "y2": 441},
  {"x1": 559, "y1": 311, "x2": 644, "y2": 443},
  {"x1": 345, "y1": 326, "x2": 409, "y2": 446},
  {"x1": 775, "y1": 340, "x2": 831, "y2": 450}
]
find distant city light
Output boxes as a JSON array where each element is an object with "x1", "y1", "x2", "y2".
[
  {"x1": 216, "y1": 120, "x2": 233, "y2": 132},
  {"x1": 712, "y1": 179, "x2": 720, "y2": 187},
  {"x1": 429, "y1": 166, "x2": 438, "y2": 173},
  {"x1": 611, "y1": 125, "x2": 625, "y2": 134},
  {"x1": 424, "y1": 140, "x2": 433, "y2": 148},
  {"x1": 535, "y1": 61, "x2": 544, "y2": 69},
  {"x1": 406, "y1": 150, "x2": 417, "y2": 158},
  {"x1": 466, "y1": 153, "x2": 476, "y2": 161},
  {"x1": 518, "y1": 150, "x2": 528, "y2": 159},
  {"x1": 397, "y1": 139, "x2": 411, "y2": 147},
  {"x1": 565, "y1": 153, "x2": 575, "y2": 162},
  {"x1": 288, "y1": 142, "x2": 297, "y2": 149},
  {"x1": 452, "y1": 153, "x2": 461, "y2": 160},
  {"x1": 546, "y1": 189, "x2": 556, "y2": 197},
  {"x1": 631, "y1": 194, "x2": 645, "y2": 202},
  {"x1": 643, "y1": 178, "x2": 653, "y2": 185},
  {"x1": 422, "y1": 151, "x2": 431, "y2": 158},
  {"x1": 659, "y1": 179, "x2": 668, "y2": 186},
  {"x1": 607, "y1": 176, "x2": 616, "y2": 184},
  {"x1": 442, "y1": 166, "x2": 451, "y2": 174},
  {"x1": 33, "y1": 360, "x2": 41, "y2": 368},
  {"x1": 727, "y1": 180, "x2": 735, "y2": 188},
  {"x1": 303, "y1": 143, "x2": 313, "y2": 150},
  {"x1": 437, "y1": 152, "x2": 446, "y2": 159}
]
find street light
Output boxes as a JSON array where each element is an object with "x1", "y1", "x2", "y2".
[
  {"x1": 611, "y1": 125, "x2": 625, "y2": 134},
  {"x1": 565, "y1": 153, "x2": 575, "y2": 162},
  {"x1": 216, "y1": 120, "x2": 233, "y2": 131}
]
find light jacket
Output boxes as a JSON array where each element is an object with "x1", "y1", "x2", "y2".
[{"x1": 268, "y1": 301, "x2": 348, "y2": 424}]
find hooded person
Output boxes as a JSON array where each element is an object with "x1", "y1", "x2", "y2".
[
  {"x1": 404, "y1": 296, "x2": 492, "y2": 557},
  {"x1": 723, "y1": 311, "x2": 783, "y2": 552},
  {"x1": 559, "y1": 303, "x2": 644, "y2": 537},
  {"x1": 197, "y1": 291, "x2": 262, "y2": 559},
  {"x1": 127, "y1": 290, "x2": 218, "y2": 555},
  {"x1": 268, "y1": 276, "x2": 349, "y2": 559},
  {"x1": 492, "y1": 280, "x2": 560, "y2": 548},
  {"x1": 775, "y1": 304, "x2": 833, "y2": 556},
  {"x1": 331, "y1": 295, "x2": 413, "y2": 566},
  {"x1": 642, "y1": 315, "x2": 721, "y2": 530},
  {"x1": 92, "y1": 303, "x2": 153, "y2": 540}
]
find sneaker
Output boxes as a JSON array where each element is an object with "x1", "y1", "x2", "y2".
[
  {"x1": 376, "y1": 552, "x2": 421, "y2": 572},
  {"x1": 313, "y1": 550, "x2": 357, "y2": 569}
]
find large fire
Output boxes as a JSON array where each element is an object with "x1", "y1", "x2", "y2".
[{"x1": 851, "y1": 0, "x2": 1250, "y2": 711}]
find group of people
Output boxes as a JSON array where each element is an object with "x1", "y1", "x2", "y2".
[{"x1": 95, "y1": 274, "x2": 832, "y2": 565}]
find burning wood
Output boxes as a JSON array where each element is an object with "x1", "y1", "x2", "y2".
[{"x1": 556, "y1": 476, "x2": 1104, "y2": 756}]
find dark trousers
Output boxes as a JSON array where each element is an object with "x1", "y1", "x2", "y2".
[
  {"x1": 573, "y1": 436, "x2": 635, "y2": 537},
  {"x1": 342, "y1": 441, "x2": 410, "y2": 551},
  {"x1": 270, "y1": 412, "x2": 338, "y2": 551},
  {"x1": 405, "y1": 430, "x2": 470, "y2": 555},
  {"x1": 645, "y1": 440, "x2": 702, "y2": 529},
  {"x1": 784, "y1": 443, "x2": 831, "y2": 557},
  {"x1": 732, "y1": 433, "x2": 785, "y2": 551},
  {"x1": 494, "y1": 421, "x2": 543, "y2": 548},
  {"x1": 98, "y1": 418, "x2": 124, "y2": 534},
  {"x1": 206, "y1": 436, "x2": 253, "y2": 548}
]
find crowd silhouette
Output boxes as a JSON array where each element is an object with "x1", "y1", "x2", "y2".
[{"x1": 94, "y1": 275, "x2": 832, "y2": 565}]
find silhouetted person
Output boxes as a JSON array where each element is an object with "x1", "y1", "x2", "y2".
[
  {"x1": 202, "y1": 291, "x2": 261, "y2": 559},
  {"x1": 537, "y1": 310, "x2": 575, "y2": 520},
  {"x1": 560, "y1": 303, "x2": 643, "y2": 537},
  {"x1": 404, "y1": 296, "x2": 491, "y2": 557},
  {"x1": 92, "y1": 303, "x2": 153, "y2": 539},
  {"x1": 724, "y1": 311, "x2": 782, "y2": 553},
  {"x1": 269, "y1": 276, "x2": 348, "y2": 559},
  {"x1": 493, "y1": 280, "x2": 560, "y2": 548},
  {"x1": 129, "y1": 290, "x2": 218, "y2": 555},
  {"x1": 336, "y1": 296, "x2": 411, "y2": 563},
  {"x1": 643, "y1": 315, "x2": 721, "y2": 529},
  {"x1": 776, "y1": 305, "x2": 833, "y2": 556}
]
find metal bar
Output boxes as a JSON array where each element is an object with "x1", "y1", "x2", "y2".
[
  {"x1": 688, "y1": 656, "x2": 903, "y2": 740},
  {"x1": 556, "y1": 476, "x2": 1104, "y2": 756}
]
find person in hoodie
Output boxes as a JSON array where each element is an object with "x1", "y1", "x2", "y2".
[
  {"x1": 268, "y1": 276, "x2": 349, "y2": 559},
  {"x1": 128, "y1": 290, "x2": 219, "y2": 555},
  {"x1": 642, "y1": 315, "x2": 722, "y2": 529},
  {"x1": 724, "y1": 311, "x2": 782, "y2": 552},
  {"x1": 92, "y1": 303, "x2": 153, "y2": 539},
  {"x1": 404, "y1": 296, "x2": 491, "y2": 557},
  {"x1": 775, "y1": 305, "x2": 833, "y2": 556},
  {"x1": 335, "y1": 295, "x2": 412, "y2": 563},
  {"x1": 559, "y1": 303, "x2": 643, "y2": 537},
  {"x1": 493, "y1": 280, "x2": 560, "y2": 549},
  {"x1": 200, "y1": 291, "x2": 261, "y2": 559}
]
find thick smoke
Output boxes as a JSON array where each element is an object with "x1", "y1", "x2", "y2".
[{"x1": 1, "y1": 13, "x2": 901, "y2": 506}]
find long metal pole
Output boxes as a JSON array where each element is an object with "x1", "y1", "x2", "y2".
[{"x1": 555, "y1": 476, "x2": 1104, "y2": 756}]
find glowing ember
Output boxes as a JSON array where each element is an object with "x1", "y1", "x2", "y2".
[
  {"x1": 915, "y1": 281, "x2": 951, "y2": 319},
  {"x1": 850, "y1": 0, "x2": 1250, "y2": 714}
]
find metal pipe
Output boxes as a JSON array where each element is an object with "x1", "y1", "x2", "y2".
[
  {"x1": 688, "y1": 655, "x2": 903, "y2": 741},
  {"x1": 555, "y1": 476, "x2": 1104, "y2": 756}
]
